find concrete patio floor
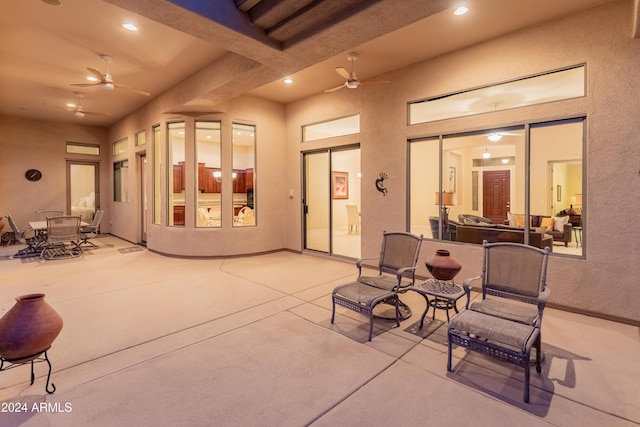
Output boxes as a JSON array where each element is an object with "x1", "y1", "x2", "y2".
[{"x1": 0, "y1": 235, "x2": 638, "y2": 426}]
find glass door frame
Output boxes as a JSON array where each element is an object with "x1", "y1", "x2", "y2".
[{"x1": 302, "y1": 144, "x2": 361, "y2": 258}]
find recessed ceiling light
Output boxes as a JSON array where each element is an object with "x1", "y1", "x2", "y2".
[
  {"x1": 122, "y1": 23, "x2": 138, "y2": 31},
  {"x1": 454, "y1": 6, "x2": 468, "y2": 15},
  {"x1": 283, "y1": 78, "x2": 293, "y2": 84},
  {"x1": 487, "y1": 133, "x2": 503, "y2": 142},
  {"x1": 66, "y1": 103, "x2": 76, "y2": 108},
  {"x1": 87, "y1": 76, "x2": 98, "y2": 82}
]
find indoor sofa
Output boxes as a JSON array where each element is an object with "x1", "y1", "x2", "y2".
[{"x1": 456, "y1": 223, "x2": 553, "y2": 251}]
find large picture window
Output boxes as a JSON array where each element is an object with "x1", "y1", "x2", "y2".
[{"x1": 409, "y1": 118, "x2": 584, "y2": 257}]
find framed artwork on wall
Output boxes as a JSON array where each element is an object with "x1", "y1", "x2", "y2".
[
  {"x1": 332, "y1": 171, "x2": 349, "y2": 199},
  {"x1": 449, "y1": 166, "x2": 456, "y2": 193}
]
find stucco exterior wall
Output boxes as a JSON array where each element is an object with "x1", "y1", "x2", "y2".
[
  {"x1": 107, "y1": 94, "x2": 287, "y2": 257},
  {"x1": 285, "y1": 0, "x2": 640, "y2": 323},
  {"x1": 0, "y1": 115, "x2": 109, "y2": 233}
]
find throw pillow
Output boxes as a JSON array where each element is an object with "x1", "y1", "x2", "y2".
[
  {"x1": 515, "y1": 214, "x2": 531, "y2": 228},
  {"x1": 553, "y1": 216, "x2": 569, "y2": 232},
  {"x1": 540, "y1": 217, "x2": 554, "y2": 230}
]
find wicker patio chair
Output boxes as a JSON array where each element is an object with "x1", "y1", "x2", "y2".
[
  {"x1": 331, "y1": 231, "x2": 423, "y2": 341},
  {"x1": 447, "y1": 241, "x2": 551, "y2": 403}
]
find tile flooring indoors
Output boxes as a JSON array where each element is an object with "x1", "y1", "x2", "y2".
[{"x1": 0, "y1": 235, "x2": 638, "y2": 427}]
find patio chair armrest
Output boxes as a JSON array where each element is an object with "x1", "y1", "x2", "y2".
[
  {"x1": 536, "y1": 286, "x2": 551, "y2": 322},
  {"x1": 395, "y1": 266, "x2": 417, "y2": 289},
  {"x1": 462, "y1": 275, "x2": 482, "y2": 309},
  {"x1": 356, "y1": 257, "x2": 379, "y2": 275}
]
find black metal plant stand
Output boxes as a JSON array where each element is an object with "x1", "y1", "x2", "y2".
[{"x1": 0, "y1": 349, "x2": 56, "y2": 394}]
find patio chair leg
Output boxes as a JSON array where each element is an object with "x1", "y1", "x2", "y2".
[
  {"x1": 447, "y1": 339, "x2": 453, "y2": 371},
  {"x1": 368, "y1": 312, "x2": 374, "y2": 341},
  {"x1": 331, "y1": 299, "x2": 336, "y2": 324},
  {"x1": 524, "y1": 363, "x2": 531, "y2": 403}
]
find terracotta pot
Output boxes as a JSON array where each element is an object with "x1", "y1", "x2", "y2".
[
  {"x1": 0, "y1": 294, "x2": 63, "y2": 363},
  {"x1": 425, "y1": 249, "x2": 462, "y2": 281}
]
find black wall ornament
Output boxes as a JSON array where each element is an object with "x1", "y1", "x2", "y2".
[{"x1": 375, "y1": 172, "x2": 388, "y2": 196}]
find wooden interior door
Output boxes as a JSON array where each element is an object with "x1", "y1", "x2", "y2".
[{"x1": 483, "y1": 170, "x2": 510, "y2": 223}]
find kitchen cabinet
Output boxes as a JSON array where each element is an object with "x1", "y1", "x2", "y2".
[
  {"x1": 173, "y1": 205, "x2": 185, "y2": 225},
  {"x1": 173, "y1": 162, "x2": 185, "y2": 193}
]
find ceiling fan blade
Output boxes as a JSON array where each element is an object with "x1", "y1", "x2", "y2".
[
  {"x1": 335, "y1": 67, "x2": 350, "y2": 80},
  {"x1": 82, "y1": 111, "x2": 112, "y2": 116},
  {"x1": 87, "y1": 67, "x2": 107, "y2": 83},
  {"x1": 70, "y1": 83, "x2": 102, "y2": 87},
  {"x1": 114, "y1": 83, "x2": 150, "y2": 96},
  {"x1": 324, "y1": 83, "x2": 346, "y2": 93},
  {"x1": 359, "y1": 80, "x2": 390, "y2": 86}
]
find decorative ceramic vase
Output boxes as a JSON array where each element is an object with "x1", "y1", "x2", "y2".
[
  {"x1": 0, "y1": 294, "x2": 63, "y2": 363},
  {"x1": 426, "y1": 249, "x2": 462, "y2": 281}
]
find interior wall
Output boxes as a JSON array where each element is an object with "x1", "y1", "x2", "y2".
[
  {"x1": 285, "y1": 0, "x2": 640, "y2": 324},
  {"x1": 0, "y1": 115, "x2": 109, "y2": 232}
]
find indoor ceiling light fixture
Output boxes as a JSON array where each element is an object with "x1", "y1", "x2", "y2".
[
  {"x1": 86, "y1": 76, "x2": 98, "y2": 82},
  {"x1": 487, "y1": 133, "x2": 503, "y2": 142},
  {"x1": 283, "y1": 78, "x2": 293, "y2": 84},
  {"x1": 482, "y1": 147, "x2": 491, "y2": 159}
]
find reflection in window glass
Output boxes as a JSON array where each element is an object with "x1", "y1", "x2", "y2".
[
  {"x1": 530, "y1": 119, "x2": 584, "y2": 256},
  {"x1": 409, "y1": 120, "x2": 584, "y2": 256},
  {"x1": 232, "y1": 123, "x2": 256, "y2": 227},
  {"x1": 409, "y1": 137, "x2": 440, "y2": 239},
  {"x1": 303, "y1": 114, "x2": 360, "y2": 142},
  {"x1": 195, "y1": 121, "x2": 221, "y2": 228},
  {"x1": 409, "y1": 65, "x2": 585, "y2": 124},
  {"x1": 167, "y1": 122, "x2": 185, "y2": 227},
  {"x1": 113, "y1": 160, "x2": 129, "y2": 202},
  {"x1": 153, "y1": 125, "x2": 161, "y2": 225}
]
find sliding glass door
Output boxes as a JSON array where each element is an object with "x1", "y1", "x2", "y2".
[{"x1": 303, "y1": 146, "x2": 361, "y2": 258}]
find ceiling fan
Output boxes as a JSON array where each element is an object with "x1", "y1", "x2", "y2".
[
  {"x1": 63, "y1": 92, "x2": 111, "y2": 118},
  {"x1": 324, "y1": 52, "x2": 389, "y2": 93},
  {"x1": 71, "y1": 55, "x2": 150, "y2": 96}
]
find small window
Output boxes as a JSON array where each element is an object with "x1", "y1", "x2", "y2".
[
  {"x1": 302, "y1": 114, "x2": 360, "y2": 142},
  {"x1": 135, "y1": 130, "x2": 146, "y2": 147},
  {"x1": 66, "y1": 142, "x2": 99, "y2": 155},
  {"x1": 114, "y1": 160, "x2": 129, "y2": 202},
  {"x1": 113, "y1": 137, "x2": 128, "y2": 155}
]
